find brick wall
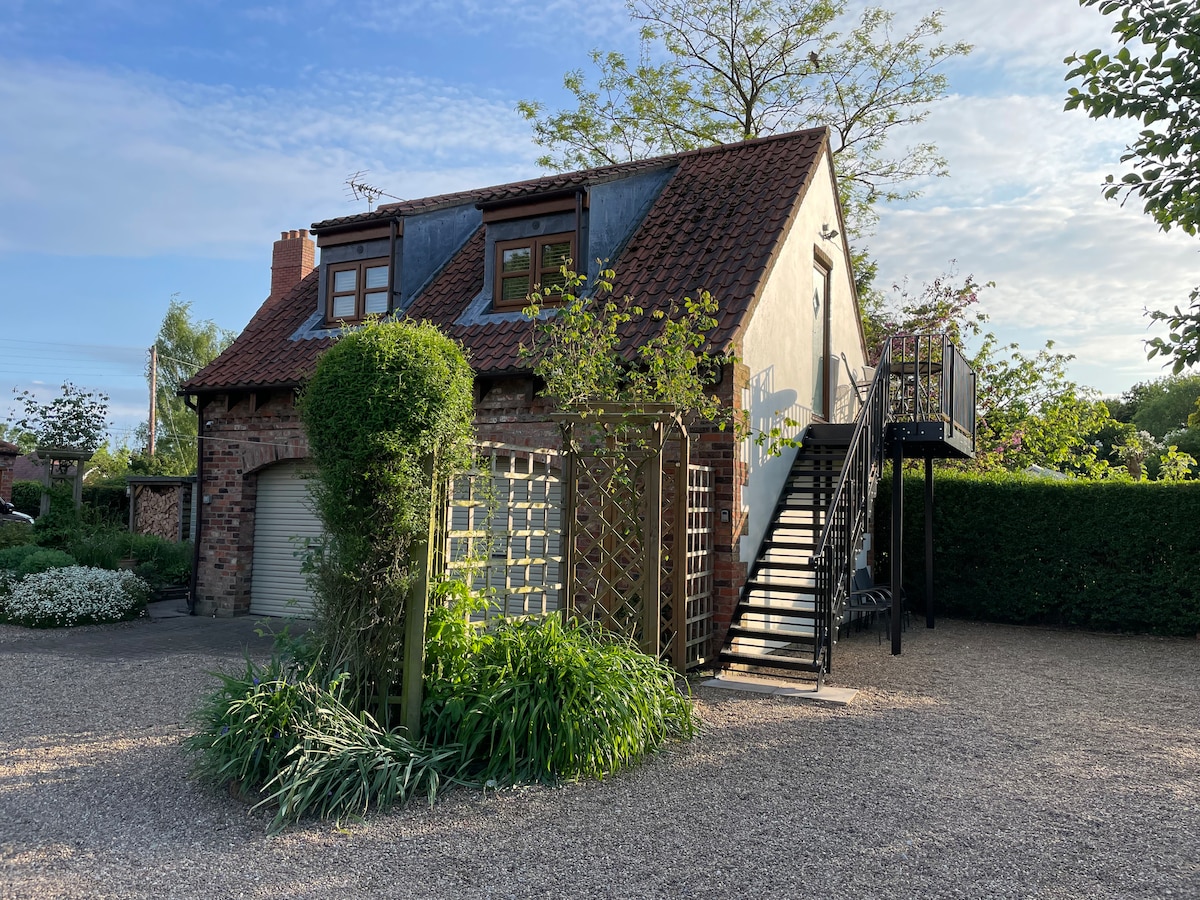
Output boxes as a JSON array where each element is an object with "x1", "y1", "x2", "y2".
[
  {"x1": 194, "y1": 390, "x2": 309, "y2": 617},
  {"x1": 0, "y1": 441, "x2": 16, "y2": 503}
]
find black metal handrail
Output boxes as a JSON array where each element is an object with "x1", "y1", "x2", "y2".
[{"x1": 810, "y1": 340, "x2": 893, "y2": 673}]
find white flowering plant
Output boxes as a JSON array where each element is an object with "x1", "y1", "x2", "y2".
[{"x1": 0, "y1": 566, "x2": 150, "y2": 628}]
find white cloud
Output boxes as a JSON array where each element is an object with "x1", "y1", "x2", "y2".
[
  {"x1": 0, "y1": 59, "x2": 538, "y2": 259},
  {"x1": 871, "y1": 90, "x2": 1198, "y2": 396}
]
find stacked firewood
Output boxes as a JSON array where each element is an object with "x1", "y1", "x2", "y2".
[{"x1": 133, "y1": 486, "x2": 180, "y2": 541}]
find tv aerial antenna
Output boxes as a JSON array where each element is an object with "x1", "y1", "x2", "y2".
[{"x1": 345, "y1": 171, "x2": 402, "y2": 211}]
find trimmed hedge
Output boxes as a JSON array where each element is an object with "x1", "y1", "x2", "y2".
[{"x1": 875, "y1": 471, "x2": 1200, "y2": 636}]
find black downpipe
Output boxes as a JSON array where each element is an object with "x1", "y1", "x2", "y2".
[
  {"x1": 890, "y1": 437, "x2": 903, "y2": 655},
  {"x1": 387, "y1": 217, "x2": 399, "y2": 313},
  {"x1": 925, "y1": 454, "x2": 935, "y2": 629}
]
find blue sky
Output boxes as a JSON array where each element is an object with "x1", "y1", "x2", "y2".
[{"x1": 1, "y1": 0, "x2": 1196, "y2": 444}]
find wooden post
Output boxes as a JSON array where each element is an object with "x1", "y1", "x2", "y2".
[
  {"x1": 399, "y1": 455, "x2": 438, "y2": 741},
  {"x1": 560, "y1": 423, "x2": 577, "y2": 620},
  {"x1": 642, "y1": 422, "x2": 664, "y2": 657},
  {"x1": 148, "y1": 345, "x2": 157, "y2": 457}
]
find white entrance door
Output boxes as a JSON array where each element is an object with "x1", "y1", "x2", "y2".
[{"x1": 250, "y1": 462, "x2": 323, "y2": 617}]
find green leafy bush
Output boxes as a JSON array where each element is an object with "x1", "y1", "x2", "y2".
[
  {"x1": 876, "y1": 471, "x2": 1200, "y2": 635},
  {"x1": 60, "y1": 527, "x2": 192, "y2": 584},
  {"x1": 0, "y1": 524, "x2": 33, "y2": 550},
  {"x1": 0, "y1": 546, "x2": 77, "y2": 578},
  {"x1": 1, "y1": 566, "x2": 149, "y2": 627},
  {"x1": 424, "y1": 590, "x2": 698, "y2": 784},
  {"x1": 10, "y1": 481, "x2": 41, "y2": 518},
  {"x1": 81, "y1": 481, "x2": 129, "y2": 525}
]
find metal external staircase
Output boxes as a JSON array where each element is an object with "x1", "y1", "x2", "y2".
[
  {"x1": 717, "y1": 333, "x2": 978, "y2": 684},
  {"x1": 717, "y1": 424, "x2": 860, "y2": 686}
]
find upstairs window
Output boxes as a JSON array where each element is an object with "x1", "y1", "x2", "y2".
[
  {"x1": 494, "y1": 233, "x2": 575, "y2": 310},
  {"x1": 327, "y1": 259, "x2": 389, "y2": 323}
]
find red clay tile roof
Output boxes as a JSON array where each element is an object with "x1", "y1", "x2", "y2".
[{"x1": 185, "y1": 128, "x2": 829, "y2": 392}]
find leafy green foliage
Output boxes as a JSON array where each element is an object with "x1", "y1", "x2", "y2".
[
  {"x1": 1065, "y1": 0, "x2": 1199, "y2": 373},
  {"x1": 10, "y1": 481, "x2": 41, "y2": 518},
  {"x1": 519, "y1": 0, "x2": 970, "y2": 240},
  {"x1": 0, "y1": 545, "x2": 76, "y2": 578},
  {"x1": 423, "y1": 589, "x2": 698, "y2": 785},
  {"x1": 521, "y1": 265, "x2": 726, "y2": 424},
  {"x1": 1147, "y1": 288, "x2": 1200, "y2": 375},
  {"x1": 187, "y1": 653, "x2": 458, "y2": 832},
  {"x1": 0, "y1": 423, "x2": 35, "y2": 455},
  {"x1": 147, "y1": 296, "x2": 236, "y2": 474},
  {"x1": 1117, "y1": 373, "x2": 1200, "y2": 438},
  {"x1": 877, "y1": 471, "x2": 1200, "y2": 635},
  {"x1": 0, "y1": 524, "x2": 31, "y2": 550},
  {"x1": 299, "y1": 319, "x2": 475, "y2": 724},
  {"x1": 1157, "y1": 445, "x2": 1197, "y2": 481},
  {"x1": 9, "y1": 382, "x2": 108, "y2": 454},
  {"x1": 1065, "y1": 0, "x2": 1200, "y2": 236}
]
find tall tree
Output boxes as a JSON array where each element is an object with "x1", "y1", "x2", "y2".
[
  {"x1": 147, "y1": 297, "x2": 234, "y2": 475},
  {"x1": 1065, "y1": 0, "x2": 1200, "y2": 373},
  {"x1": 518, "y1": 0, "x2": 970, "y2": 240}
]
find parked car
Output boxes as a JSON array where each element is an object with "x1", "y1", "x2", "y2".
[{"x1": 0, "y1": 499, "x2": 34, "y2": 526}]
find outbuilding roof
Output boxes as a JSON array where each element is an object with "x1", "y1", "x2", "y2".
[{"x1": 184, "y1": 128, "x2": 829, "y2": 393}]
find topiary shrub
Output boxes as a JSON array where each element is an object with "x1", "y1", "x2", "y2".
[{"x1": 299, "y1": 319, "x2": 475, "y2": 724}]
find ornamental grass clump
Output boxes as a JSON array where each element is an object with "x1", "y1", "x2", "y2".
[
  {"x1": 1, "y1": 565, "x2": 149, "y2": 627},
  {"x1": 424, "y1": 589, "x2": 699, "y2": 785},
  {"x1": 188, "y1": 655, "x2": 457, "y2": 833}
]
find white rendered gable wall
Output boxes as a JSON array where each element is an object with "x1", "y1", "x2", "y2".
[{"x1": 738, "y1": 151, "x2": 868, "y2": 563}]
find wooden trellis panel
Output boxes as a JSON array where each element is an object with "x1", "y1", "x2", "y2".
[
  {"x1": 442, "y1": 444, "x2": 563, "y2": 621},
  {"x1": 682, "y1": 464, "x2": 716, "y2": 668}
]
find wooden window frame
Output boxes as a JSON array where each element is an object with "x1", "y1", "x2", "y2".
[
  {"x1": 493, "y1": 232, "x2": 576, "y2": 311},
  {"x1": 325, "y1": 258, "x2": 390, "y2": 325}
]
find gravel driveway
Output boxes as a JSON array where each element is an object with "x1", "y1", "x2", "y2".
[{"x1": 1, "y1": 609, "x2": 1197, "y2": 900}]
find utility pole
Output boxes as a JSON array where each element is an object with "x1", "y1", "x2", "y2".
[{"x1": 148, "y1": 345, "x2": 157, "y2": 456}]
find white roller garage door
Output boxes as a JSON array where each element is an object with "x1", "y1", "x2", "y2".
[{"x1": 250, "y1": 462, "x2": 323, "y2": 617}]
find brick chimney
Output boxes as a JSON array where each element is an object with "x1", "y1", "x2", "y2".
[{"x1": 270, "y1": 229, "x2": 315, "y2": 303}]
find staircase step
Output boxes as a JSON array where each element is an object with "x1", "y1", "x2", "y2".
[
  {"x1": 738, "y1": 600, "x2": 817, "y2": 617},
  {"x1": 761, "y1": 539, "x2": 818, "y2": 550},
  {"x1": 755, "y1": 559, "x2": 816, "y2": 571},
  {"x1": 718, "y1": 650, "x2": 823, "y2": 673},
  {"x1": 728, "y1": 624, "x2": 817, "y2": 642},
  {"x1": 744, "y1": 578, "x2": 816, "y2": 594}
]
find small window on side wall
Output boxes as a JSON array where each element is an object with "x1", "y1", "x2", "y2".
[
  {"x1": 494, "y1": 233, "x2": 575, "y2": 310},
  {"x1": 326, "y1": 259, "x2": 390, "y2": 324}
]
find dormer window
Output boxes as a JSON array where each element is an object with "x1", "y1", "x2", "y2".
[
  {"x1": 327, "y1": 259, "x2": 390, "y2": 323},
  {"x1": 494, "y1": 233, "x2": 575, "y2": 310}
]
